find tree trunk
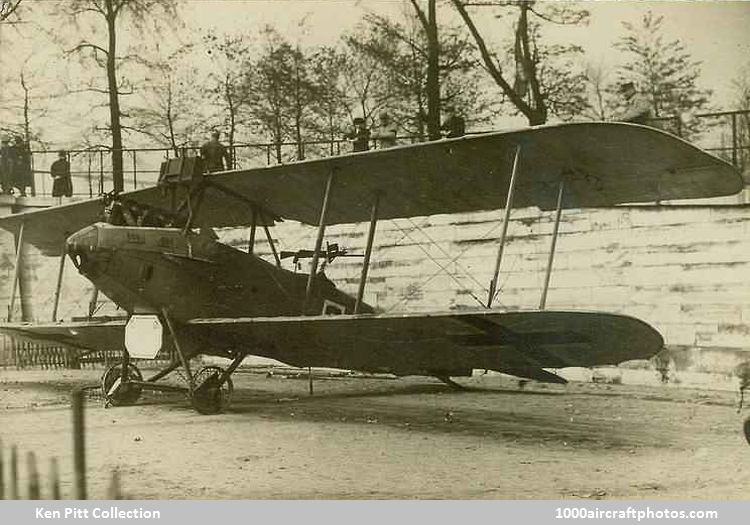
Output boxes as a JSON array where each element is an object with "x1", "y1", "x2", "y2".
[
  {"x1": 426, "y1": 0, "x2": 440, "y2": 140},
  {"x1": 20, "y1": 70, "x2": 35, "y2": 196},
  {"x1": 225, "y1": 76, "x2": 236, "y2": 169},
  {"x1": 105, "y1": 0, "x2": 124, "y2": 193}
]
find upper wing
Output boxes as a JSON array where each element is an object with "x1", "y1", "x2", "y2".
[
  {"x1": 0, "y1": 310, "x2": 662, "y2": 382},
  {"x1": 210, "y1": 122, "x2": 741, "y2": 225},
  {"x1": 1, "y1": 122, "x2": 741, "y2": 255}
]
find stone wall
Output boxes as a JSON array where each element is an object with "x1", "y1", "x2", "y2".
[
  {"x1": 220, "y1": 203, "x2": 750, "y2": 378},
  {"x1": 2, "y1": 195, "x2": 749, "y2": 380}
]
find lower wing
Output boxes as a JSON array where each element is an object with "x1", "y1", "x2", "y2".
[{"x1": 0, "y1": 310, "x2": 663, "y2": 383}]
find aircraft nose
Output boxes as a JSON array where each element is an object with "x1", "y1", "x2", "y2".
[{"x1": 66, "y1": 224, "x2": 100, "y2": 266}]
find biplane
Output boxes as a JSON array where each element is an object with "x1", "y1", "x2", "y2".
[{"x1": 0, "y1": 122, "x2": 742, "y2": 414}]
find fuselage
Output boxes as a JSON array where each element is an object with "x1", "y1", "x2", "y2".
[{"x1": 66, "y1": 223, "x2": 373, "y2": 322}]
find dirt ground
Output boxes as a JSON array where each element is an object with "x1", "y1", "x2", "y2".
[{"x1": 1, "y1": 367, "x2": 749, "y2": 500}]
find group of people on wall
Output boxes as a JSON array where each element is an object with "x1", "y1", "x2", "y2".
[
  {"x1": 8, "y1": 80, "x2": 651, "y2": 198},
  {"x1": 0, "y1": 136, "x2": 34, "y2": 197},
  {"x1": 344, "y1": 106, "x2": 467, "y2": 153},
  {"x1": 342, "y1": 82, "x2": 652, "y2": 153}
]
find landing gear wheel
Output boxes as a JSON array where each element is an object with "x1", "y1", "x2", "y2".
[
  {"x1": 101, "y1": 362, "x2": 143, "y2": 407},
  {"x1": 743, "y1": 417, "x2": 750, "y2": 446},
  {"x1": 190, "y1": 366, "x2": 234, "y2": 415}
]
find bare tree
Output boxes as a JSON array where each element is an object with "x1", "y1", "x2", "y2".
[
  {"x1": 129, "y1": 46, "x2": 200, "y2": 155},
  {"x1": 451, "y1": 0, "x2": 589, "y2": 125},
  {"x1": 408, "y1": 0, "x2": 440, "y2": 139},
  {"x1": 201, "y1": 31, "x2": 256, "y2": 168},
  {"x1": 59, "y1": 0, "x2": 179, "y2": 193},
  {"x1": 345, "y1": 8, "x2": 490, "y2": 140}
]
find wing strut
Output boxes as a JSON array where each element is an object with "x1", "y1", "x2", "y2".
[
  {"x1": 303, "y1": 170, "x2": 335, "y2": 314},
  {"x1": 263, "y1": 224, "x2": 281, "y2": 267},
  {"x1": 354, "y1": 193, "x2": 380, "y2": 313},
  {"x1": 487, "y1": 144, "x2": 521, "y2": 308},
  {"x1": 8, "y1": 220, "x2": 25, "y2": 322},
  {"x1": 539, "y1": 176, "x2": 566, "y2": 310},
  {"x1": 247, "y1": 208, "x2": 257, "y2": 254},
  {"x1": 51, "y1": 238, "x2": 67, "y2": 322}
]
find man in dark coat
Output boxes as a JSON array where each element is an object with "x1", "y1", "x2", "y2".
[
  {"x1": 50, "y1": 150, "x2": 72, "y2": 197},
  {"x1": 441, "y1": 106, "x2": 466, "y2": 138},
  {"x1": 200, "y1": 131, "x2": 231, "y2": 172},
  {"x1": 12, "y1": 136, "x2": 31, "y2": 196},
  {"x1": 0, "y1": 137, "x2": 12, "y2": 194},
  {"x1": 344, "y1": 117, "x2": 371, "y2": 152}
]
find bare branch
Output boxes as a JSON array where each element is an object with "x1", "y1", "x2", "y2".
[
  {"x1": 0, "y1": 0, "x2": 23, "y2": 22},
  {"x1": 450, "y1": 0, "x2": 531, "y2": 117},
  {"x1": 67, "y1": 42, "x2": 109, "y2": 57}
]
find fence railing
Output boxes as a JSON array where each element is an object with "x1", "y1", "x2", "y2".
[
  {"x1": 19, "y1": 110, "x2": 748, "y2": 200},
  {"x1": 0, "y1": 333, "x2": 175, "y2": 370}
]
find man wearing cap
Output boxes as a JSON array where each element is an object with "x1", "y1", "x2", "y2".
[
  {"x1": 441, "y1": 106, "x2": 466, "y2": 138},
  {"x1": 200, "y1": 130, "x2": 231, "y2": 172},
  {"x1": 617, "y1": 82, "x2": 652, "y2": 125},
  {"x1": 50, "y1": 150, "x2": 72, "y2": 198},
  {"x1": 344, "y1": 117, "x2": 371, "y2": 152},
  {"x1": 371, "y1": 112, "x2": 397, "y2": 149}
]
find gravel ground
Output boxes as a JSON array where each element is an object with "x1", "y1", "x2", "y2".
[{"x1": 1, "y1": 367, "x2": 748, "y2": 499}]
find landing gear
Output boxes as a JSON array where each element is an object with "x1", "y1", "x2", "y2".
[
  {"x1": 101, "y1": 362, "x2": 143, "y2": 407},
  {"x1": 744, "y1": 417, "x2": 750, "y2": 446},
  {"x1": 190, "y1": 366, "x2": 234, "y2": 415}
]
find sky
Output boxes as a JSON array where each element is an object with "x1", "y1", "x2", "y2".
[
  {"x1": 1, "y1": 0, "x2": 749, "y2": 148},
  {"x1": 184, "y1": 0, "x2": 750, "y2": 102}
]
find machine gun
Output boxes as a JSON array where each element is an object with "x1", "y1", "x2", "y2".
[{"x1": 280, "y1": 242, "x2": 363, "y2": 265}]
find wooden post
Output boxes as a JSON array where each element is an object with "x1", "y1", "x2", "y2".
[
  {"x1": 8, "y1": 221, "x2": 25, "y2": 322},
  {"x1": 26, "y1": 451, "x2": 40, "y2": 499},
  {"x1": 539, "y1": 178, "x2": 565, "y2": 310},
  {"x1": 10, "y1": 445, "x2": 18, "y2": 500},
  {"x1": 107, "y1": 469, "x2": 122, "y2": 500},
  {"x1": 487, "y1": 145, "x2": 521, "y2": 308},
  {"x1": 72, "y1": 388, "x2": 86, "y2": 499},
  {"x1": 52, "y1": 241, "x2": 67, "y2": 322},
  {"x1": 303, "y1": 172, "x2": 335, "y2": 314},
  {"x1": 355, "y1": 194, "x2": 380, "y2": 314},
  {"x1": 50, "y1": 457, "x2": 61, "y2": 500}
]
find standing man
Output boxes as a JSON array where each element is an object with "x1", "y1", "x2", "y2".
[
  {"x1": 50, "y1": 150, "x2": 72, "y2": 198},
  {"x1": 617, "y1": 82, "x2": 653, "y2": 125},
  {"x1": 344, "y1": 117, "x2": 371, "y2": 152},
  {"x1": 0, "y1": 137, "x2": 12, "y2": 194},
  {"x1": 200, "y1": 130, "x2": 231, "y2": 172},
  {"x1": 371, "y1": 112, "x2": 398, "y2": 149},
  {"x1": 440, "y1": 106, "x2": 466, "y2": 138},
  {"x1": 12, "y1": 136, "x2": 31, "y2": 196}
]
